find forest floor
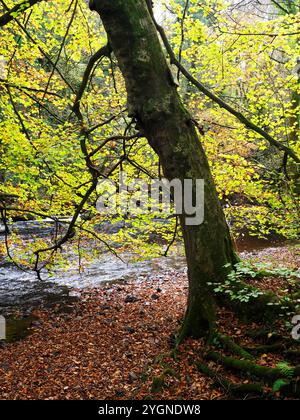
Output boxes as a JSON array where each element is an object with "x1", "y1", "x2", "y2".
[{"x1": 0, "y1": 243, "x2": 299, "y2": 400}]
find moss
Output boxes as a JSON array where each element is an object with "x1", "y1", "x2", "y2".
[
  {"x1": 207, "y1": 351, "x2": 300, "y2": 382},
  {"x1": 163, "y1": 367, "x2": 179, "y2": 379},
  {"x1": 196, "y1": 362, "x2": 264, "y2": 396},
  {"x1": 216, "y1": 333, "x2": 254, "y2": 360},
  {"x1": 151, "y1": 375, "x2": 165, "y2": 393}
]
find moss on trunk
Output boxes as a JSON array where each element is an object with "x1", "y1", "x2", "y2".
[{"x1": 90, "y1": 0, "x2": 238, "y2": 338}]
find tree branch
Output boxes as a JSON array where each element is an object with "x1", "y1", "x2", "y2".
[
  {"x1": 72, "y1": 44, "x2": 112, "y2": 116},
  {"x1": 151, "y1": 17, "x2": 300, "y2": 164},
  {"x1": 0, "y1": 0, "x2": 75, "y2": 93},
  {"x1": 41, "y1": 0, "x2": 78, "y2": 102},
  {"x1": 177, "y1": 0, "x2": 190, "y2": 81},
  {"x1": 0, "y1": 78, "x2": 62, "y2": 97},
  {"x1": 270, "y1": 0, "x2": 290, "y2": 14},
  {"x1": 0, "y1": 0, "x2": 44, "y2": 27}
]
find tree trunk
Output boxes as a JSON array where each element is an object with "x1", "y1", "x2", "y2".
[{"x1": 89, "y1": 0, "x2": 238, "y2": 339}]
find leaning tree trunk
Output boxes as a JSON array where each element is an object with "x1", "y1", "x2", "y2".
[{"x1": 90, "y1": 0, "x2": 238, "y2": 339}]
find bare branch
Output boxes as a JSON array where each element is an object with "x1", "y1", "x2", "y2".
[
  {"x1": 270, "y1": 0, "x2": 290, "y2": 14},
  {"x1": 177, "y1": 0, "x2": 190, "y2": 81},
  {"x1": 72, "y1": 44, "x2": 112, "y2": 116},
  {"x1": 0, "y1": 0, "x2": 75, "y2": 93},
  {"x1": 88, "y1": 134, "x2": 143, "y2": 158},
  {"x1": 151, "y1": 17, "x2": 300, "y2": 164},
  {"x1": 0, "y1": 78, "x2": 63, "y2": 98},
  {"x1": 0, "y1": 0, "x2": 43, "y2": 27},
  {"x1": 42, "y1": 0, "x2": 78, "y2": 101}
]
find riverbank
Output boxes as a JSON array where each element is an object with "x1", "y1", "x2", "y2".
[{"x1": 0, "y1": 244, "x2": 299, "y2": 400}]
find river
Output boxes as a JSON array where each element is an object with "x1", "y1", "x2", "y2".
[{"x1": 0, "y1": 219, "x2": 290, "y2": 318}]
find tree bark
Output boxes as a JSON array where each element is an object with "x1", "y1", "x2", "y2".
[{"x1": 89, "y1": 0, "x2": 238, "y2": 339}]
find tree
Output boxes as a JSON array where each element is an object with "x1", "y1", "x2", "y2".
[
  {"x1": 1, "y1": 0, "x2": 300, "y2": 398},
  {"x1": 89, "y1": 0, "x2": 238, "y2": 339},
  {"x1": 0, "y1": 0, "x2": 298, "y2": 339}
]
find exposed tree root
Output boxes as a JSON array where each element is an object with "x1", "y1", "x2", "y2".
[
  {"x1": 206, "y1": 351, "x2": 300, "y2": 382},
  {"x1": 284, "y1": 349, "x2": 300, "y2": 358},
  {"x1": 196, "y1": 362, "x2": 264, "y2": 397},
  {"x1": 246, "y1": 328, "x2": 284, "y2": 341},
  {"x1": 215, "y1": 334, "x2": 254, "y2": 360},
  {"x1": 244, "y1": 342, "x2": 298, "y2": 355},
  {"x1": 192, "y1": 330, "x2": 300, "y2": 398}
]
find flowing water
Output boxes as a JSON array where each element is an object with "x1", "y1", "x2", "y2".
[
  {"x1": 0, "y1": 252, "x2": 187, "y2": 314},
  {"x1": 0, "y1": 220, "x2": 291, "y2": 342}
]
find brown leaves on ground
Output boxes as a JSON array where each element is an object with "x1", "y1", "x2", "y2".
[
  {"x1": 0, "y1": 271, "x2": 191, "y2": 400},
  {"x1": 0, "y1": 245, "x2": 298, "y2": 400},
  {"x1": 0, "y1": 270, "x2": 224, "y2": 400},
  {"x1": 242, "y1": 244, "x2": 300, "y2": 294}
]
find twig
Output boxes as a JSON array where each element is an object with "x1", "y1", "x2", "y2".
[
  {"x1": 0, "y1": 0, "x2": 43, "y2": 27},
  {"x1": 150, "y1": 14, "x2": 300, "y2": 164}
]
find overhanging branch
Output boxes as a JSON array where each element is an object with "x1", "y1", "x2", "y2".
[
  {"x1": 72, "y1": 44, "x2": 112, "y2": 116},
  {"x1": 148, "y1": 10, "x2": 300, "y2": 165},
  {"x1": 270, "y1": 0, "x2": 290, "y2": 14},
  {"x1": 0, "y1": 0, "x2": 44, "y2": 27}
]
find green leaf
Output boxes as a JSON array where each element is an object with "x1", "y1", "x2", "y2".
[
  {"x1": 276, "y1": 362, "x2": 294, "y2": 379},
  {"x1": 272, "y1": 379, "x2": 290, "y2": 393}
]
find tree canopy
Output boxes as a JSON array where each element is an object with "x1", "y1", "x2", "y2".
[{"x1": 0, "y1": 0, "x2": 299, "y2": 270}]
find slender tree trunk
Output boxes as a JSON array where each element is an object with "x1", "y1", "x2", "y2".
[
  {"x1": 289, "y1": 59, "x2": 300, "y2": 144},
  {"x1": 90, "y1": 0, "x2": 238, "y2": 338}
]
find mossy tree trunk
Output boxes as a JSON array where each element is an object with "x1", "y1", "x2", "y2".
[{"x1": 89, "y1": 0, "x2": 238, "y2": 338}]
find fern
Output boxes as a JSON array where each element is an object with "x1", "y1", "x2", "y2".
[{"x1": 276, "y1": 362, "x2": 294, "y2": 379}]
